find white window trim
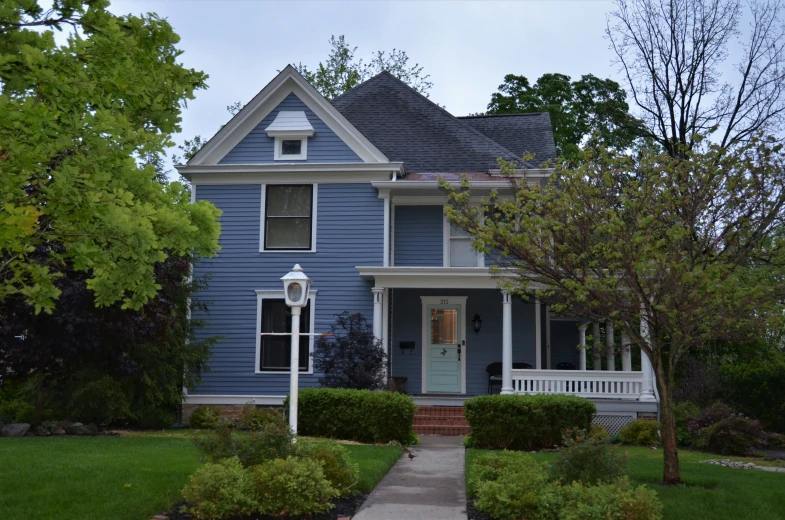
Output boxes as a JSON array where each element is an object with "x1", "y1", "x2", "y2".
[
  {"x1": 259, "y1": 183, "x2": 318, "y2": 253},
  {"x1": 273, "y1": 136, "x2": 308, "y2": 161},
  {"x1": 255, "y1": 289, "x2": 318, "y2": 375},
  {"x1": 443, "y1": 207, "x2": 484, "y2": 268}
]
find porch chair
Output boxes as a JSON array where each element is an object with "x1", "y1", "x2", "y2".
[
  {"x1": 556, "y1": 362, "x2": 576, "y2": 370},
  {"x1": 486, "y1": 362, "x2": 503, "y2": 394}
]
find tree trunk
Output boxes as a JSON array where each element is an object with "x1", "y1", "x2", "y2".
[{"x1": 656, "y1": 369, "x2": 681, "y2": 484}]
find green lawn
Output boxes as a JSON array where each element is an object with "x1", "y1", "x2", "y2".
[
  {"x1": 466, "y1": 447, "x2": 785, "y2": 520},
  {"x1": 0, "y1": 434, "x2": 402, "y2": 520}
]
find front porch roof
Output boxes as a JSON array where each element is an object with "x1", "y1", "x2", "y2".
[{"x1": 356, "y1": 266, "x2": 546, "y2": 290}]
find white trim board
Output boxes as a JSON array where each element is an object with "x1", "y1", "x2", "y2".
[
  {"x1": 259, "y1": 184, "x2": 318, "y2": 253},
  {"x1": 255, "y1": 289, "x2": 318, "y2": 374},
  {"x1": 186, "y1": 65, "x2": 389, "y2": 166},
  {"x1": 420, "y1": 296, "x2": 468, "y2": 394}
]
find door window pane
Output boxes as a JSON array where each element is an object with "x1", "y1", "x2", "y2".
[
  {"x1": 265, "y1": 185, "x2": 313, "y2": 249},
  {"x1": 431, "y1": 309, "x2": 458, "y2": 344},
  {"x1": 260, "y1": 299, "x2": 310, "y2": 371}
]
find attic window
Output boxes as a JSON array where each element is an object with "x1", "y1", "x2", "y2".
[{"x1": 265, "y1": 110, "x2": 314, "y2": 161}]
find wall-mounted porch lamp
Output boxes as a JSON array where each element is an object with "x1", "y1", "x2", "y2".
[
  {"x1": 472, "y1": 313, "x2": 483, "y2": 334},
  {"x1": 281, "y1": 264, "x2": 312, "y2": 438}
]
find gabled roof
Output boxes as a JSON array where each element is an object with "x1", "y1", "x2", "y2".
[
  {"x1": 186, "y1": 65, "x2": 389, "y2": 165},
  {"x1": 331, "y1": 72, "x2": 532, "y2": 173},
  {"x1": 459, "y1": 113, "x2": 557, "y2": 166}
]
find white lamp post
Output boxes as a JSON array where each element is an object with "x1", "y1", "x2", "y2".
[{"x1": 281, "y1": 264, "x2": 312, "y2": 437}]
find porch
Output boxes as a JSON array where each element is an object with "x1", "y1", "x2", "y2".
[{"x1": 357, "y1": 267, "x2": 659, "y2": 407}]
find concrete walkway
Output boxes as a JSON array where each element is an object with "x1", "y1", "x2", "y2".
[{"x1": 352, "y1": 435, "x2": 467, "y2": 520}]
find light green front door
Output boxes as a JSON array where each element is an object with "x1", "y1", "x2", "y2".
[{"x1": 427, "y1": 305, "x2": 462, "y2": 393}]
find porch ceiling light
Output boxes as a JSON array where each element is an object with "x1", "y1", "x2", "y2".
[
  {"x1": 281, "y1": 264, "x2": 311, "y2": 307},
  {"x1": 472, "y1": 313, "x2": 483, "y2": 334}
]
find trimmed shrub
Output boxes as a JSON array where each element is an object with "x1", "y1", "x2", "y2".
[
  {"x1": 190, "y1": 406, "x2": 221, "y2": 429},
  {"x1": 296, "y1": 440, "x2": 359, "y2": 497},
  {"x1": 181, "y1": 457, "x2": 254, "y2": 520},
  {"x1": 292, "y1": 387, "x2": 417, "y2": 444},
  {"x1": 620, "y1": 419, "x2": 661, "y2": 445},
  {"x1": 473, "y1": 455, "x2": 556, "y2": 520},
  {"x1": 558, "y1": 477, "x2": 662, "y2": 520},
  {"x1": 194, "y1": 420, "x2": 294, "y2": 467},
  {"x1": 588, "y1": 424, "x2": 609, "y2": 443},
  {"x1": 701, "y1": 414, "x2": 766, "y2": 456},
  {"x1": 549, "y1": 431, "x2": 627, "y2": 485},
  {"x1": 466, "y1": 451, "x2": 537, "y2": 497},
  {"x1": 463, "y1": 394, "x2": 596, "y2": 450},
  {"x1": 250, "y1": 457, "x2": 337, "y2": 516},
  {"x1": 237, "y1": 403, "x2": 281, "y2": 431}
]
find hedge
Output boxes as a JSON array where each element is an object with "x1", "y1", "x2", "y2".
[
  {"x1": 464, "y1": 394, "x2": 596, "y2": 450},
  {"x1": 289, "y1": 388, "x2": 417, "y2": 444}
]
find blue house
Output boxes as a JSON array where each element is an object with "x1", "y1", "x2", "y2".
[{"x1": 177, "y1": 66, "x2": 658, "y2": 433}]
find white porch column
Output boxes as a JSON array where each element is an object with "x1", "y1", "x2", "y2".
[
  {"x1": 501, "y1": 290, "x2": 514, "y2": 394},
  {"x1": 592, "y1": 321, "x2": 602, "y2": 370},
  {"x1": 379, "y1": 189, "x2": 391, "y2": 267},
  {"x1": 639, "y1": 306, "x2": 657, "y2": 401},
  {"x1": 534, "y1": 297, "x2": 542, "y2": 370},
  {"x1": 621, "y1": 330, "x2": 632, "y2": 371},
  {"x1": 372, "y1": 287, "x2": 384, "y2": 343},
  {"x1": 545, "y1": 305, "x2": 552, "y2": 369},
  {"x1": 578, "y1": 323, "x2": 587, "y2": 370},
  {"x1": 605, "y1": 319, "x2": 616, "y2": 371}
]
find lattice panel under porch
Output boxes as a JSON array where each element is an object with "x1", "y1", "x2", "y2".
[{"x1": 593, "y1": 413, "x2": 636, "y2": 436}]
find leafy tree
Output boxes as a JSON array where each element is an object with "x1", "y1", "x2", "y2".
[
  {"x1": 295, "y1": 35, "x2": 433, "y2": 99},
  {"x1": 607, "y1": 0, "x2": 785, "y2": 157},
  {"x1": 445, "y1": 137, "x2": 785, "y2": 484},
  {"x1": 0, "y1": 1, "x2": 220, "y2": 313},
  {"x1": 0, "y1": 250, "x2": 216, "y2": 426},
  {"x1": 485, "y1": 73, "x2": 642, "y2": 158},
  {"x1": 313, "y1": 312, "x2": 387, "y2": 390}
]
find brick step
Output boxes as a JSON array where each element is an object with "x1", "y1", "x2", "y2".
[
  {"x1": 415, "y1": 406, "x2": 465, "y2": 417},
  {"x1": 414, "y1": 424, "x2": 471, "y2": 436},
  {"x1": 414, "y1": 418, "x2": 469, "y2": 427},
  {"x1": 414, "y1": 414, "x2": 469, "y2": 423}
]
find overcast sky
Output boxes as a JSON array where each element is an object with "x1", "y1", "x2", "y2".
[{"x1": 110, "y1": 0, "x2": 619, "y2": 166}]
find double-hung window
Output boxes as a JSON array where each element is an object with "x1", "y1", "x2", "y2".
[
  {"x1": 263, "y1": 184, "x2": 314, "y2": 251},
  {"x1": 259, "y1": 298, "x2": 311, "y2": 372},
  {"x1": 448, "y1": 220, "x2": 480, "y2": 267}
]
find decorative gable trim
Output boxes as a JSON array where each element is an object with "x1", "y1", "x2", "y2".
[{"x1": 187, "y1": 65, "x2": 389, "y2": 165}]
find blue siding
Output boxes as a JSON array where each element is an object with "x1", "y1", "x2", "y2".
[
  {"x1": 191, "y1": 183, "x2": 383, "y2": 395},
  {"x1": 220, "y1": 93, "x2": 362, "y2": 164},
  {"x1": 390, "y1": 288, "x2": 538, "y2": 395},
  {"x1": 394, "y1": 206, "x2": 443, "y2": 267}
]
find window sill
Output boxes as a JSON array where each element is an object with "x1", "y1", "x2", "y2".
[
  {"x1": 255, "y1": 370, "x2": 314, "y2": 375},
  {"x1": 259, "y1": 249, "x2": 317, "y2": 253}
]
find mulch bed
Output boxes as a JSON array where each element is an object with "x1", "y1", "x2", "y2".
[
  {"x1": 467, "y1": 498, "x2": 493, "y2": 520},
  {"x1": 165, "y1": 494, "x2": 367, "y2": 520}
]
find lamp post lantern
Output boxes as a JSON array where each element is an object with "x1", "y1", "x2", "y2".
[{"x1": 281, "y1": 264, "x2": 311, "y2": 437}]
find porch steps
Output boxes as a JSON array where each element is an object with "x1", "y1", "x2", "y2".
[{"x1": 413, "y1": 405, "x2": 470, "y2": 436}]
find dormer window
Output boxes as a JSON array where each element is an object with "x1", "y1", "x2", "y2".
[{"x1": 265, "y1": 110, "x2": 314, "y2": 161}]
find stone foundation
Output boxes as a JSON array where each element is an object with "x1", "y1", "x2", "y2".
[{"x1": 181, "y1": 404, "x2": 245, "y2": 425}]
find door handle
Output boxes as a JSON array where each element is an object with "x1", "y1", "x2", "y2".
[{"x1": 458, "y1": 347, "x2": 461, "y2": 361}]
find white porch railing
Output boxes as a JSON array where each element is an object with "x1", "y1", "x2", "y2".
[{"x1": 511, "y1": 369, "x2": 644, "y2": 399}]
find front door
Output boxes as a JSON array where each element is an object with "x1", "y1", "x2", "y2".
[{"x1": 427, "y1": 305, "x2": 462, "y2": 393}]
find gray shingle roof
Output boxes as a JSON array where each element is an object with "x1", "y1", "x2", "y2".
[
  {"x1": 459, "y1": 113, "x2": 557, "y2": 166},
  {"x1": 332, "y1": 72, "x2": 552, "y2": 173}
]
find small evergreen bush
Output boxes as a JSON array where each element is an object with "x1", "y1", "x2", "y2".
[
  {"x1": 463, "y1": 394, "x2": 596, "y2": 450},
  {"x1": 237, "y1": 403, "x2": 281, "y2": 431},
  {"x1": 296, "y1": 440, "x2": 359, "y2": 497},
  {"x1": 194, "y1": 420, "x2": 294, "y2": 467},
  {"x1": 293, "y1": 387, "x2": 417, "y2": 444},
  {"x1": 473, "y1": 455, "x2": 555, "y2": 520},
  {"x1": 558, "y1": 477, "x2": 662, "y2": 520},
  {"x1": 466, "y1": 451, "x2": 536, "y2": 497},
  {"x1": 181, "y1": 457, "x2": 254, "y2": 520},
  {"x1": 549, "y1": 430, "x2": 627, "y2": 485},
  {"x1": 190, "y1": 406, "x2": 221, "y2": 429},
  {"x1": 701, "y1": 414, "x2": 766, "y2": 455},
  {"x1": 588, "y1": 424, "x2": 609, "y2": 443},
  {"x1": 250, "y1": 457, "x2": 337, "y2": 516},
  {"x1": 620, "y1": 419, "x2": 661, "y2": 445}
]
